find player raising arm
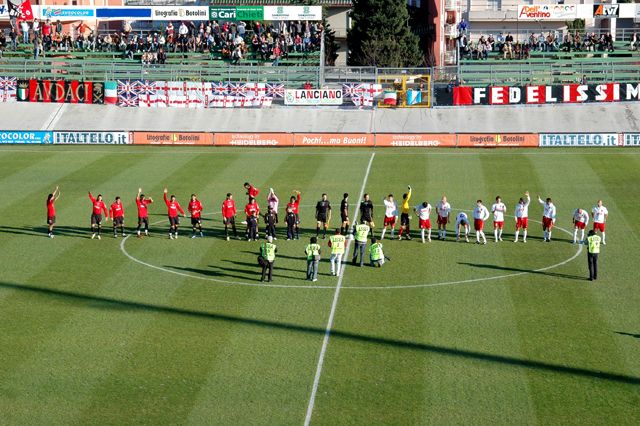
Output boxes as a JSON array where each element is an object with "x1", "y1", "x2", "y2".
[
  {"x1": 414, "y1": 201, "x2": 433, "y2": 243},
  {"x1": 538, "y1": 196, "x2": 557, "y2": 242},
  {"x1": 398, "y1": 186, "x2": 412, "y2": 240},
  {"x1": 436, "y1": 196, "x2": 451, "y2": 240},
  {"x1": 164, "y1": 188, "x2": 186, "y2": 239},
  {"x1": 572, "y1": 208, "x2": 589, "y2": 244},
  {"x1": 455, "y1": 211, "x2": 470, "y2": 243},
  {"x1": 267, "y1": 188, "x2": 279, "y2": 223},
  {"x1": 188, "y1": 194, "x2": 204, "y2": 238},
  {"x1": 315, "y1": 193, "x2": 331, "y2": 239},
  {"x1": 46, "y1": 186, "x2": 60, "y2": 238},
  {"x1": 222, "y1": 193, "x2": 238, "y2": 241},
  {"x1": 514, "y1": 191, "x2": 530, "y2": 243},
  {"x1": 109, "y1": 196, "x2": 125, "y2": 238},
  {"x1": 491, "y1": 196, "x2": 507, "y2": 242},
  {"x1": 381, "y1": 193, "x2": 398, "y2": 240},
  {"x1": 88, "y1": 191, "x2": 108, "y2": 240},
  {"x1": 473, "y1": 200, "x2": 490, "y2": 245},
  {"x1": 592, "y1": 199, "x2": 609, "y2": 245},
  {"x1": 136, "y1": 188, "x2": 153, "y2": 238}
]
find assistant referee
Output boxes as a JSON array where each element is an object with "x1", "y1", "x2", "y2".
[{"x1": 586, "y1": 230, "x2": 601, "y2": 281}]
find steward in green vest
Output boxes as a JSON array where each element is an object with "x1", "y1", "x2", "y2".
[
  {"x1": 586, "y1": 230, "x2": 601, "y2": 281},
  {"x1": 259, "y1": 235, "x2": 277, "y2": 282},
  {"x1": 351, "y1": 222, "x2": 370, "y2": 267},
  {"x1": 329, "y1": 229, "x2": 346, "y2": 276},
  {"x1": 369, "y1": 237, "x2": 385, "y2": 267},
  {"x1": 305, "y1": 236, "x2": 321, "y2": 282}
]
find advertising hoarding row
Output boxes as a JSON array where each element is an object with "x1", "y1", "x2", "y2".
[
  {"x1": 0, "y1": 132, "x2": 639, "y2": 147},
  {"x1": 517, "y1": 3, "x2": 639, "y2": 20}
]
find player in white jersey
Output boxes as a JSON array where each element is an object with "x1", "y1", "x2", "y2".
[
  {"x1": 414, "y1": 201, "x2": 432, "y2": 243},
  {"x1": 514, "y1": 191, "x2": 530, "y2": 243},
  {"x1": 491, "y1": 195, "x2": 507, "y2": 242},
  {"x1": 572, "y1": 208, "x2": 590, "y2": 244},
  {"x1": 591, "y1": 199, "x2": 608, "y2": 245},
  {"x1": 537, "y1": 196, "x2": 557, "y2": 242},
  {"x1": 455, "y1": 211, "x2": 470, "y2": 242},
  {"x1": 436, "y1": 196, "x2": 451, "y2": 240},
  {"x1": 381, "y1": 194, "x2": 398, "y2": 240},
  {"x1": 473, "y1": 200, "x2": 490, "y2": 244}
]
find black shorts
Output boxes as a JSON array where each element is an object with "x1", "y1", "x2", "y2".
[
  {"x1": 223, "y1": 216, "x2": 235, "y2": 225},
  {"x1": 361, "y1": 215, "x2": 373, "y2": 223},
  {"x1": 341, "y1": 214, "x2": 349, "y2": 222},
  {"x1": 138, "y1": 217, "x2": 149, "y2": 227},
  {"x1": 113, "y1": 216, "x2": 124, "y2": 225},
  {"x1": 47, "y1": 216, "x2": 55, "y2": 225},
  {"x1": 191, "y1": 217, "x2": 202, "y2": 226},
  {"x1": 169, "y1": 216, "x2": 180, "y2": 226},
  {"x1": 91, "y1": 214, "x2": 102, "y2": 225},
  {"x1": 316, "y1": 213, "x2": 327, "y2": 223},
  {"x1": 400, "y1": 213, "x2": 410, "y2": 226}
]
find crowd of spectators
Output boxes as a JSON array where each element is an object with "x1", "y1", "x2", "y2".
[
  {"x1": 458, "y1": 30, "x2": 629, "y2": 60},
  {"x1": 2, "y1": 18, "x2": 323, "y2": 64}
]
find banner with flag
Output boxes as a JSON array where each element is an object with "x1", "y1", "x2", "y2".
[{"x1": 7, "y1": 0, "x2": 34, "y2": 22}]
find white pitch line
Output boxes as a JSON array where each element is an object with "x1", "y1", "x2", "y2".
[{"x1": 304, "y1": 151, "x2": 376, "y2": 426}]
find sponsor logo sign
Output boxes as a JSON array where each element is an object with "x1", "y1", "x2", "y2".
[
  {"x1": 209, "y1": 7, "x2": 236, "y2": 20},
  {"x1": 41, "y1": 7, "x2": 95, "y2": 19},
  {"x1": 293, "y1": 133, "x2": 374, "y2": 146},
  {"x1": 458, "y1": 134, "x2": 539, "y2": 148},
  {"x1": 539, "y1": 133, "x2": 619, "y2": 147},
  {"x1": 132, "y1": 132, "x2": 213, "y2": 145},
  {"x1": 375, "y1": 134, "x2": 456, "y2": 147},
  {"x1": 96, "y1": 7, "x2": 151, "y2": 19},
  {"x1": 214, "y1": 133, "x2": 294, "y2": 146},
  {"x1": 17, "y1": 80, "x2": 104, "y2": 104},
  {"x1": 518, "y1": 4, "x2": 577, "y2": 20},
  {"x1": 284, "y1": 89, "x2": 343, "y2": 106},
  {"x1": 622, "y1": 133, "x2": 640, "y2": 146},
  {"x1": 594, "y1": 4, "x2": 619, "y2": 18},
  {"x1": 264, "y1": 5, "x2": 322, "y2": 21},
  {"x1": 236, "y1": 6, "x2": 263, "y2": 21},
  {"x1": 151, "y1": 6, "x2": 209, "y2": 20},
  {"x1": 53, "y1": 132, "x2": 130, "y2": 145},
  {"x1": 0, "y1": 131, "x2": 52, "y2": 144}
]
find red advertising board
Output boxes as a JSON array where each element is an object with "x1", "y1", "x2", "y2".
[
  {"x1": 293, "y1": 133, "x2": 374, "y2": 146},
  {"x1": 457, "y1": 134, "x2": 538, "y2": 147},
  {"x1": 375, "y1": 134, "x2": 456, "y2": 147},
  {"x1": 214, "y1": 133, "x2": 294, "y2": 146}
]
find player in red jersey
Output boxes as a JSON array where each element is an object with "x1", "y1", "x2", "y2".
[
  {"x1": 46, "y1": 186, "x2": 60, "y2": 238},
  {"x1": 88, "y1": 191, "x2": 108, "y2": 240},
  {"x1": 135, "y1": 188, "x2": 153, "y2": 237},
  {"x1": 188, "y1": 194, "x2": 204, "y2": 238},
  {"x1": 244, "y1": 197, "x2": 261, "y2": 241},
  {"x1": 244, "y1": 182, "x2": 260, "y2": 200},
  {"x1": 163, "y1": 188, "x2": 186, "y2": 239},
  {"x1": 286, "y1": 190, "x2": 301, "y2": 240},
  {"x1": 221, "y1": 192, "x2": 238, "y2": 241},
  {"x1": 109, "y1": 196, "x2": 126, "y2": 238}
]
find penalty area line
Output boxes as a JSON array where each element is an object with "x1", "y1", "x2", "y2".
[{"x1": 304, "y1": 151, "x2": 376, "y2": 425}]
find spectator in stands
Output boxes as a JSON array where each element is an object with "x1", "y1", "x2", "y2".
[
  {"x1": 231, "y1": 44, "x2": 243, "y2": 64},
  {"x1": 157, "y1": 47, "x2": 167, "y2": 64},
  {"x1": 580, "y1": 74, "x2": 588, "y2": 84},
  {"x1": 55, "y1": 20, "x2": 62, "y2": 36},
  {"x1": 573, "y1": 32, "x2": 582, "y2": 51},
  {"x1": 9, "y1": 26, "x2": 17, "y2": 51},
  {"x1": 503, "y1": 39, "x2": 513, "y2": 60},
  {"x1": 123, "y1": 21, "x2": 132, "y2": 37},
  {"x1": 605, "y1": 33, "x2": 614, "y2": 52},
  {"x1": 20, "y1": 20, "x2": 30, "y2": 44},
  {"x1": 487, "y1": 34, "x2": 495, "y2": 52},
  {"x1": 32, "y1": 19, "x2": 40, "y2": 40},
  {"x1": 33, "y1": 36, "x2": 42, "y2": 60},
  {"x1": 545, "y1": 32, "x2": 556, "y2": 52},
  {"x1": 457, "y1": 18, "x2": 468, "y2": 35},
  {"x1": 496, "y1": 32, "x2": 504, "y2": 52},
  {"x1": 630, "y1": 32, "x2": 638, "y2": 51},
  {"x1": 0, "y1": 31, "x2": 5, "y2": 55},
  {"x1": 272, "y1": 43, "x2": 281, "y2": 66}
]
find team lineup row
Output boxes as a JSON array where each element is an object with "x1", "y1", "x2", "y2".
[{"x1": 43, "y1": 183, "x2": 610, "y2": 246}]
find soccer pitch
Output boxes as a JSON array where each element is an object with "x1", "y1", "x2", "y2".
[{"x1": 0, "y1": 146, "x2": 638, "y2": 425}]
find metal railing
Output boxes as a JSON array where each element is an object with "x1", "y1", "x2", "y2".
[{"x1": 462, "y1": 27, "x2": 640, "y2": 43}]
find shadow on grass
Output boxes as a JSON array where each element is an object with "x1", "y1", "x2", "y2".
[
  {"x1": 1, "y1": 280, "x2": 639, "y2": 386},
  {"x1": 616, "y1": 331, "x2": 640, "y2": 339},
  {"x1": 458, "y1": 262, "x2": 586, "y2": 281}
]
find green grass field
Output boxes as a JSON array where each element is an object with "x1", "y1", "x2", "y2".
[{"x1": 0, "y1": 146, "x2": 638, "y2": 425}]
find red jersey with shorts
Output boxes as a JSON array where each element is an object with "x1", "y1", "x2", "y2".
[
  {"x1": 188, "y1": 200, "x2": 203, "y2": 218},
  {"x1": 89, "y1": 194, "x2": 107, "y2": 216},
  {"x1": 136, "y1": 199, "x2": 152, "y2": 218},
  {"x1": 110, "y1": 203, "x2": 124, "y2": 219},
  {"x1": 164, "y1": 193, "x2": 184, "y2": 218},
  {"x1": 47, "y1": 200, "x2": 55, "y2": 217},
  {"x1": 222, "y1": 199, "x2": 236, "y2": 219}
]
